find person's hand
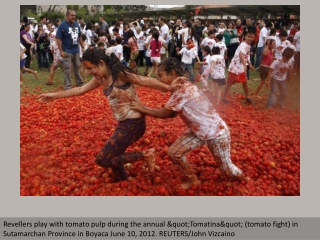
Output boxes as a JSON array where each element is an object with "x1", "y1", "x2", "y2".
[
  {"x1": 60, "y1": 51, "x2": 66, "y2": 58},
  {"x1": 39, "y1": 93, "x2": 56, "y2": 103},
  {"x1": 169, "y1": 77, "x2": 186, "y2": 91},
  {"x1": 250, "y1": 65, "x2": 255, "y2": 71},
  {"x1": 265, "y1": 79, "x2": 270, "y2": 87},
  {"x1": 130, "y1": 101, "x2": 143, "y2": 111}
]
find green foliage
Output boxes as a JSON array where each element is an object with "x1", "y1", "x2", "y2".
[
  {"x1": 102, "y1": 5, "x2": 147, "y2": 13},
  {"x1": 76, "y1": 7, "x2": 89, "y2": 21},
  {"x1": 20, "y1": 5, "x2": 37, "y2": 18},
  {"x1": 43, "y1": 10, "x2": 65, "y2": 22}
]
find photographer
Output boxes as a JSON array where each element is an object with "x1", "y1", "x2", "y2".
[{"x1": 168, "y1": 19, "x2": 182, "y2": 59}]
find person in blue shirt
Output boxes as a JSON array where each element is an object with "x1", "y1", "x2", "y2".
[{"x1": 56, "y1": 9, "x2": 85, "y2": 90}]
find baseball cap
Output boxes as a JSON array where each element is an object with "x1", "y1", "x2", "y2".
[
  {"x1": 182, "y1": 20, "x2": 187, "y2": 24},
  {"x1": 169, "y1": 20, "x2": 174, "y2": 24}
]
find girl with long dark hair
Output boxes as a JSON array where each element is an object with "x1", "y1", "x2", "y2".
[{"x1": 39, "y1": 48, "x2": 181, "y2": 182}]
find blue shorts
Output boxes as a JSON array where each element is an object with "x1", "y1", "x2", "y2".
[
  {"x1": 145, "y1": 57, "x2": 153, "y2": 67},
  {"x1": 20, "y1": 59, "x2": 26, "y2": 68}
]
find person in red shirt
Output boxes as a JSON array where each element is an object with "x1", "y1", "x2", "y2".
[
  {"x1": 235, "y1": 18, "x2": 244, "y2": 42},
  {"x1": 289, "y1": 22, "x2": 298, "y2": 37}
]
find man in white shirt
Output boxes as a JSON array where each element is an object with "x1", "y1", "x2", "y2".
[
  {"x1": 255, "y1": 21, "x2": 272, "y2": 69},
  {"x1": 158, "y1": 16, "x2": 170, "y2": 61},
  {"x1": 176, "y1": 20, "x2": 189, "y2": 48}
]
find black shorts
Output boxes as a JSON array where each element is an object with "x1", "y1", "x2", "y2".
[
  {"x1": 259, "y1": 65, "x2": 270, "y2": 80},
  {"x1": 212, "y1": 78, "x2": 226, "y2": 86}
]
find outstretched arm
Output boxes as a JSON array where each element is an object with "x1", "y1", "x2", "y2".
[
  {"x1": 39, "y1": 78, "x2": 100, "y2": 103},
  {"x1": 131, "y1": 101, "x2": 177, "y2": 119},
  {"x1": 124, "y1": 73, "x2": 183, "y2": 92}
]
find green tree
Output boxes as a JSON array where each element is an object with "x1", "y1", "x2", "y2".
[
  {"x1": 20, "y1": 5, "x2": 37, "y2": 18},
  {"x1": 66, "y1": 5, "x2": 74, "y2": 10},
  {"x1": 43, "y1": 10, "x2": 65, "y2": 22},
  {"x1": 76, "y1": 7, "x2": 88, "y2": 21}
]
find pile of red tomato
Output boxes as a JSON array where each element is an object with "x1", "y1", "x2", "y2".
[{"x1": 20, "y1": 86, "x2": 300, "y2": 196}]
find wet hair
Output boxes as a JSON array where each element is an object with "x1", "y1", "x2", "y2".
[
  {"x1": 282, "y1": 47, "x2": 294, "y2": 59},
  {"x1": 158, "y1": 57, "x2": 184, "y2": 77},
  {"x1": 211, "y1": 46, "x2": 220, "y2": 55},
  {"x1": 215, "y1": 34, "x2": 223, "y2": 41},
  {"x1": 203, "y1": 46, "x2": 212, "y2": 55},
  {"x1": 82, "y1": 48, "x2": 137, "y2": 85},
  {"x1": 279, "y1": 30, "x2": 288, "y2": 37}
]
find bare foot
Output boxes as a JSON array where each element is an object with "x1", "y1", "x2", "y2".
[
  {"x1": 180, "y1": 174, "x2": 201, "y2": 189},
  {"x1": 34, "y1": 71, "x2": 39, "y2": 79},
  {"x1": 142, "y1": 148, "x2": 156, "y2": 172}
]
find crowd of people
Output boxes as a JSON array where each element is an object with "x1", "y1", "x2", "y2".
[
  {"x1": 20, "y1": 10, "x2": 300, "y2": 189},
  {"x1": 20, "y1": 12, "x2": 300, "y2": 106}
]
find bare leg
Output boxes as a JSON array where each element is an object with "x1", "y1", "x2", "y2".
[
  {"x1": 142, "y1": 148, "x2": 156, "y2": 172},
  {"x1": 168, "y1": 129, "x2": 204, "y2": 189},
  {"x1": 223, "y1": 85, "x2": 231, "y2": 99},
  {"x1": 148, "y1": 62, "x2": 157, "y2": 78},
  {"x1": 47, "y1": 64, "x2": 58, "y2": 84},
  {"x1": 243, "y1": 82, "x2": 249, "y2": 98},
  {"x1": 21, "y1": 67, "x2": 38, "y2": 79},
  {"x1": 215, "y1": 84, "x2": 222, "y2": 106},
  {"x1": 253, "y1": 79, "x2": 266, "y2": 98},
  {"x1": 20, "y1": 71, "x2": 23, "y2": 84}
]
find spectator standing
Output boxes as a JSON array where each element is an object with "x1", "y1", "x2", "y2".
[
  {"x1": 99, "y1": 15, "x2": 108, "y2": 35},
  {"x1": 255, "y1": 21, "x2": 273, "y2": 69},
  {"x1": 235, "y1": 18, "x2": 244, "y2": 42},
  {"x1": 194, "y1": 18, "x2": 205, "y2": 61},
  {"x1": 135, "y1": 26, "x2": 145, "y2": 67},
  {"x1": 34, "y1": 24, "x2": 51, "y2": 71},
  {"x1": 20, "y1": 23, "x2": 36, "y2": 69},
  {"x1": 293, "y1": 26, "x2": 300, "y2": 75},
  {"x1": 56, "y1": 9, "x2": 85, "y2": 90},
  {"x1": 243, "y1": 18, "x2": 257, "y2": 71},
  {"x1": 158, "y1": 16, "x2": 170, "y2": 61}
]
